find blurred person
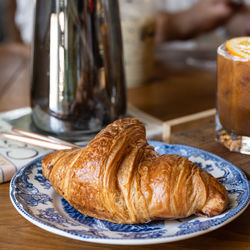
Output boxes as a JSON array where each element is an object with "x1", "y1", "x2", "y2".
[
  {"x1": 155, "y1": 0, "x2": 250, "y2": 43},
  {"x1": 225, "y1": 6, "x2": 250, "y2": 36},
  {"x1": 12, "y1": 0, "x2": 250, "y2": 45}
]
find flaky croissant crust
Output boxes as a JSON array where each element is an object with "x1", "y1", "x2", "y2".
[{"x1": 42, "y1": 118, "x2": 228, "y2": 224}]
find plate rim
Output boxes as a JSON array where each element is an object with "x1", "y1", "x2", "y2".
[{"x1": 9, "y1": 142, "x2": 250, "y2": 245}]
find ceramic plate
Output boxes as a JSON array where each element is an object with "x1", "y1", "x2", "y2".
[{"x1": 10, "y1": 141, "x2": 250, "y2": 245}]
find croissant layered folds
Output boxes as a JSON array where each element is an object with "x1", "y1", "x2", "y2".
[{"x1": 42, "y1": 118, "x2": 228, "y2": 224}]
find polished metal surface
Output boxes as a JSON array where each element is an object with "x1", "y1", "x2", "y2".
[{"x1": 31, "y1": 0, "x2": 126, "y2": 140}]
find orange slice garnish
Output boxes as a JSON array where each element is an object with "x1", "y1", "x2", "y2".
[{"x1": 225, "y1": 37, "x2": 250, "y2": 59}]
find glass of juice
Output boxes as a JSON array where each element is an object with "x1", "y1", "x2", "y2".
[{"x1": 216, "y1": 37, "x2": 250, "y2": 154}]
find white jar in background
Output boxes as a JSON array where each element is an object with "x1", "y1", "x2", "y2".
[{"x1": 119, "y1": 0, "x2": 156, "y2": 88}]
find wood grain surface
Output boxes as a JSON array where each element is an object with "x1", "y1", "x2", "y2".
[
  {"x1": 127, "y1": 46, "x2": 217, "y2": 121},
  {"x1": 0, "y1": 43, "x2": 249, "y2": 250}
]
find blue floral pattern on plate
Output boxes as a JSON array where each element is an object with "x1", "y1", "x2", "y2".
[{"x1": 10, "y1": 141, "x2": 250, "y2": 245}]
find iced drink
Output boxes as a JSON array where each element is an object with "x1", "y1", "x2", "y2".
[{"x1": 217, "y1": 40, "x2": 250, "y2": 154}]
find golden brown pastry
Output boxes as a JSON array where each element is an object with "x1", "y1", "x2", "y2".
[{"x1": 42, "y1": 118, "x2": 228, "y2": 224}]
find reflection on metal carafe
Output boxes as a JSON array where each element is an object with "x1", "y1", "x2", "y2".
[{"x1": 31, "y1": 0, "x2": 126, "y2": 140}]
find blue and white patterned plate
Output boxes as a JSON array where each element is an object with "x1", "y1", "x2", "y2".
[{"x1": 10, "y1": 141, "x2": 250, "y2": 245}]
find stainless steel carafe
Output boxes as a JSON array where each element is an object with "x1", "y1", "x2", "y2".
[{"x1": 31, "y1": 0, "x2": 126, "y2": 141}]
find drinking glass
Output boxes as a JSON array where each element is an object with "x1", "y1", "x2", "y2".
[
  {"x1": 216, "y1": 42, "x2": 250, "y2": 154},
  {"x1": 119, "y1": 0, "x2": 156, "y2": 88}
]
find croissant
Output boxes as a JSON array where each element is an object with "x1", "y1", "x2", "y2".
[{"x1": 42, "y1": 118, "x2": 228, "y2": 224}]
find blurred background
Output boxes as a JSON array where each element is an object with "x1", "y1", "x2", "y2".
[
  {"x1": 1, "y1": 0, "x2": 250, "y2": 45},
  {"x1": 1, "y1": 0, "x2": 250, "y2": 120}
]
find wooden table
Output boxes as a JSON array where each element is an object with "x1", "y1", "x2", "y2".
[{"x1": 0, "y1": 43, "x2": 249, "y2": 250}]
